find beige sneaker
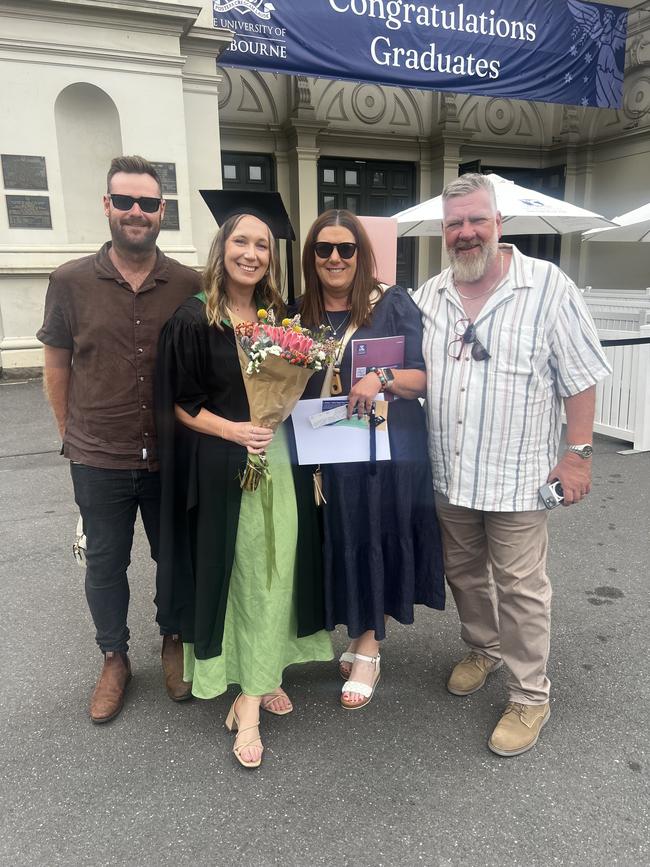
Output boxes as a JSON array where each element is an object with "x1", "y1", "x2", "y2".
[
  {"x1": 447, "y1": 651, "x2": 502, "y2": 696},
  {"x1": 488, "y1": 702, "x2": 550, "y2": 757}
]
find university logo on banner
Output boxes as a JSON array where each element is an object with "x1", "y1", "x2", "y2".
[
  {"x1": 214, "y1": 0, "x2": 288, "y2": 60},
  {"x1": 213, "y1": 1, "x2": 275, "y2": 20},
  {"x1": 213, "y1": 0, "x2": 627, "y2": 109}
]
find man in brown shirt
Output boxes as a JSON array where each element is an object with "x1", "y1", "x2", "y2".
[{"x1": 38, "y1": 155, "x2": 201, "y2": 723}]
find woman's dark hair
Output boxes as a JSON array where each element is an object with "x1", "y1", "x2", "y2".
[{"x1": 300, "y1": 209, "x2": 381, "y2": 329}]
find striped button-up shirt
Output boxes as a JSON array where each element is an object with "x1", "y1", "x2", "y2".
[{"x1": 412, "y1": 244, "x2": 612, "y2": 512}]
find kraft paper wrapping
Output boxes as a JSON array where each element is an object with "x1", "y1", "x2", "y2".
[
  {"x1": 228, "y1": 309, "x2": 316, "y2": 429},
  {"x1": 237, "y1": 346, "x2": 315, "y2": 429}
]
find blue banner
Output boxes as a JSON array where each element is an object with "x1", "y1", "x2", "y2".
[{"x1": 214, "y1": 0, "x2": 627, "y2": 109}]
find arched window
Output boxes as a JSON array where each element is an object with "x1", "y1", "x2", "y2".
[{"x1": 54, "y1": 83, "x2": 122, "y2": 243}]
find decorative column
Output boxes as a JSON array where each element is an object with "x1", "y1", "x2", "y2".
[
  {"x1": 282, "y1": 79, "x2": 324, "y2": 293},
  {"x1": 180, "y1": 28, "x2": 233, "y2": 265},
  {"x1": 558, "y1": 105, "x2": 584, "y2": 283},
  {"x1": 415, "y1": 143, "x2": 433, "y2": 287},
  {"x1": 270, "y1": 133, "x2": 293, "y2": 296},
  {"x1": 428, "y1": 94, "x2": 469, "y2": 273}
]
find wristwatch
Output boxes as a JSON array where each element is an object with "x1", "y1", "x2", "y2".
[
  {"x1": 381, "y1": 367, "x2": 395, "y2": 388},
  {"x1": 566, "y1": 443, "x2": 593, "y2": 459}
]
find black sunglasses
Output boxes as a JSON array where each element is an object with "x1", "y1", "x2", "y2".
[
  {"x1": 109, "y1": 194, "x2": 162, "y2": 214},
  {"x1": 448, "y1": 319, "x2": 490, "y2": 361},
  {"x1": 313, "y1": 241, "x2": 358, "y2": 260}
]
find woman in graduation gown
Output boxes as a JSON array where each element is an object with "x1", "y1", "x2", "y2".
[
  {"x1": 298, "y1": 209, "x2": 445, "y2": 710},
  {"x1": 155, "y1": 192, "x2": 332, "y2": 768}
]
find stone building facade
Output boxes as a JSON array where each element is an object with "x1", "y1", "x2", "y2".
[{"x1": 1, "y1": 0, "x2": 649, "y2": 372}]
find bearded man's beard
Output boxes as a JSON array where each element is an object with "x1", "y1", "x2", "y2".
[
  {"x1": 448, "y1": 233, "x2": 498, "y2": 283},
  {"x1": 109, "y1": 215, "x2": 160, "y2": 255}
]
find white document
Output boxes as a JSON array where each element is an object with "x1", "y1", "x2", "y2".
[{"x1": 291, "y1": 398, "x2": 391, "y2": 465}]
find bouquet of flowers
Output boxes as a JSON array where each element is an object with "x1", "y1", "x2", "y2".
[
  {"x1": 232, "y1": 308, "x2": 338, "y2": 492},
  {"x1": 230, "y1": 307, "x2": 338, "y2": 586}
]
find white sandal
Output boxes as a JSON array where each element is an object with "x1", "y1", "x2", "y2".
[
  {"x1": 338, "y1": 651, "x2": 356, "y2": 680},
  {"x1": 341, "y1": 652, "x2": 381, "y2": 710}
]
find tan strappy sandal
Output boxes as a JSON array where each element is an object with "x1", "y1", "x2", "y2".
[
  {"x1": 260, "y1": 687, "x2": 294, "y2": 716},
  {"x1": 225, "y1": 694, "x2": 264, "y2": 769}
]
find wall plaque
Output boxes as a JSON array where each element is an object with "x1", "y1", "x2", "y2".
[
  {"x1": 6, "y1": 195, "x2": 52, "y2": 229},
  {"x1": 152, "y1": 162, "x2": 177, "y2": 195},
  {"x1": 161, "y1": 199, "x2": 179, "y2": 231},
  {"x1": 2, "y1": 155, "x2": 48, "y2": 191}
]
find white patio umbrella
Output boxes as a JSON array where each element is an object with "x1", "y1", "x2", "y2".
[
  {"x1": 582, "y1": 202, "x2": 650, "y2": 243},
  {"x1": 393, "y1": 173, "x2": 614, "y2": 237}
]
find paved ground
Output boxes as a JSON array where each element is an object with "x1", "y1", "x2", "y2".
[{"x1": 0, "y1": 377, "x2": 648, "y2": 867}]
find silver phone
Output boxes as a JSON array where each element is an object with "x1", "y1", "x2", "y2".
[{"x1": 539, "y1": 480, "x2": 564, "y2": 510}]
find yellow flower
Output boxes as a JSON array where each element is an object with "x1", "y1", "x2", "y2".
[
  {"x1": 292, "y1": 325, "x2": 303, "y2": 333},
  {"x1": 257, "y1": 308, "x2": 268, "y2": 320},
  {"x1": 281, "y1": 318, "x2": 292, "y2": 327}
]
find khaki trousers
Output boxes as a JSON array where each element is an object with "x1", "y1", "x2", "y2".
[{"x1": 435, "y1": 494, "x2": 551, "y2": 704}]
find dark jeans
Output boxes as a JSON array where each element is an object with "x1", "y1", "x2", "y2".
[{"x1": 70, "y1": 463, "x2": 176, "y2": 653}]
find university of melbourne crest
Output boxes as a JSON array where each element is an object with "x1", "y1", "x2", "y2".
[{"x1": 213, "y1": 0, "x2": 275, "y2": 21}]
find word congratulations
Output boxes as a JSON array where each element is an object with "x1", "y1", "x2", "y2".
[
  {"x1": 328, "y1": 0, "x2": 538, "y2": 79},
  {"x1": 328, "y1": 0, "x2": 537, "y2": 40}
]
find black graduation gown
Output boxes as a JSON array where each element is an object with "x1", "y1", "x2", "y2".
[{"x1": 154, "y1": 296, "x2": 325, "y2": 660}]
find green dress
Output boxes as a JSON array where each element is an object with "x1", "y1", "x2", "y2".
[
  {"x1": 184, "y1": 425, "x2": 332, "y2": 698},
  {"x1": 155, "y1": 296, "x2": 332, "y2": 700}
]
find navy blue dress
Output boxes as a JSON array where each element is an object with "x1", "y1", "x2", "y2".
[{"x1": 300, "y1": 285, "x2": 445, "y2": 639}]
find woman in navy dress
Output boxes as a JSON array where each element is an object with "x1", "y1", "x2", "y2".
[{"x1": 298, "y1": 209, "x2": 445, "y2": 709}]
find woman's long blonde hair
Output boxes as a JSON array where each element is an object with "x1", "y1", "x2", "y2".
[{"x1": 203, "y1": 213, "x2": 285, "y2": 328}]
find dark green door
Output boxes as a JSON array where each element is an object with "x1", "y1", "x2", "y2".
[
  {"x1": 221, "y1": 152, "x2": 275, "y2": 191},
  {"x1": 318, "y1": 158, "x2": 416, "y2": 289}
]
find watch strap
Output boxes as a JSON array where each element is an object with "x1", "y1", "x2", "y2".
[{"x1": 566, "y1": 443, "x2": 593, "y2": 459}]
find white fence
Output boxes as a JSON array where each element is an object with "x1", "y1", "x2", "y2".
[
  {"x1": 593, "y1": 325, "x2": 650, "y2": 450},
  {"x1": 584, "y1": 287, "x2": 650, "y2": 331},
  {"x1": 582, "y1": 292, "x2": 650, "y2": 451}
]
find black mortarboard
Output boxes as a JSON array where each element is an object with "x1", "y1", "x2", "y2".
[{"x1": 200, "y1": 189, "x2": 296, "y2": 302}]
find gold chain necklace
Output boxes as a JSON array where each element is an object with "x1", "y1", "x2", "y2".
[{"x1": 454, "y1": 253, "x2": 504, "y2": 301}]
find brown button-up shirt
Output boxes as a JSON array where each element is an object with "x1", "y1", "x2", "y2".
[{"x1": 37, "y1": 242, "x2": 201, "y2": 471}]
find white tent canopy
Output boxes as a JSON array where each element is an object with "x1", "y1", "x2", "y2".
[
  {"x1": 582, "y1": 203, "x2": 650, "y2": 243},
  {"x1": 393, "y1": 173, "x2": 614, "y2": 238}
]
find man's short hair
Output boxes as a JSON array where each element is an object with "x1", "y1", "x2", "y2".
[
  {"x1": 442, "y1": 173, "x2": 497, "y2": 212},
  {"x1": 106, "y1": 155, "x2": 162, "y2": 194}
]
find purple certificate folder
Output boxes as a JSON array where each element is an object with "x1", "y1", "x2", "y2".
[{"x1": 351, "y1": 335, "x2": 405, "y2": 401}]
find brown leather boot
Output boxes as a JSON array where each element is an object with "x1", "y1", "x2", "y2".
[
  {"x1": 161, "y1": 634, "x2": 192, "y2": 702},
  {"x1": 89, "y1": 651, "x2": 132, "y2": 724}
]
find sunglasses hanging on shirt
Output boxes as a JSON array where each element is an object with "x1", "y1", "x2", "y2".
[{"x1": 447, "y1": 319, "x2": 491, "y2": 361}]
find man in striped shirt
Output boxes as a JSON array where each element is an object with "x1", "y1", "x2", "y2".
[{"x1": 412, "y1": 173, "x2": 611, "y2": 756}]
